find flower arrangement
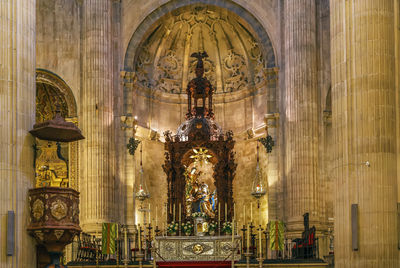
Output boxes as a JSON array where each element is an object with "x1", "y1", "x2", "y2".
[
  {"x1": 208, "y1": 221, "x2": 217, "y2": 235},
  {"x1": 167, "y1": 222, "x2": 179, "y2": 235},
  {"x1": 222, "y1": 221, "x2": 232, "y2": 234},
  {"x1": 182, "y1": 222, "x2": 193, "y2": 235},
  {"x1": 208, "y1": 221, "x2": 217, "y2": 231},
  {"x1": 192, "y1": 212, "x2": 207, "y2": 218}
]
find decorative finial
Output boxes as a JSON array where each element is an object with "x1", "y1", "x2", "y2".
[{"x1": 191, "y1": 51, "x2": 208, "y2": 77}]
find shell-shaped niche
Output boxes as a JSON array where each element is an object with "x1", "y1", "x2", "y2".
[{"x1": 134, "y1": 5, "x2": 276, "y2": 95}]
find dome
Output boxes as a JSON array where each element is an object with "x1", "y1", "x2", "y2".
[{"x1": 134, "y1": 5, "x2": 275, "y2": 95}]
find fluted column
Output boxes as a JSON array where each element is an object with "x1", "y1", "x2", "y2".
[
  {"x1": 80, "y1": 0, "x2": 115, "y2": 233},
  {"x1": 331, "y1": 1, "x2": 398, "y2": 267},
  {"x1": 283, "y1": 0, "x2": 321, "y2": 236},
  {"x1": 0, "y1": 0, "x2": 36, "y2": 266}
]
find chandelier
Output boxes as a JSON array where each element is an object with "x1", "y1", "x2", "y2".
[
  {"x1": 135, "y1": 143, "x2": 150, "y2": 202},
  {"x1": 251, "y1": 141, "x2": 266, "y2": 199}
]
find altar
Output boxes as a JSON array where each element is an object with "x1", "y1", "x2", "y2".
[{"x1": 155, "y1": 235, "x2": 241, "y2": 262}]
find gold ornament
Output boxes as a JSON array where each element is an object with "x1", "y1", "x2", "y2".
[
  {"x1": 50, "y1": 199, "x2": 68, "y2": 220},
  {"x1": 32, "y1": 199, "x2": 44, "y2": 221},
  {"x1": 190, "y1": 148, "x2": 212, "y2": 166},
  {"x1": 192, "y1": 243, "x2": 204, "y2": 254},
  {"x1": 54, "y1": 230, "x2": 64, "y2": 240},
  {"x1": 35, "y1": 231, "x2": 44, "y2": 241}
]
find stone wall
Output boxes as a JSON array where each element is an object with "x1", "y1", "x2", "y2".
[{"x1": 36, "y1": 0, "x2": 81, "y2": 105}]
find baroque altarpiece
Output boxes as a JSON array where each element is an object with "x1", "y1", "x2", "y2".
[{"x1": 163, "y1": 52, "x2": 237, "y2": 223}]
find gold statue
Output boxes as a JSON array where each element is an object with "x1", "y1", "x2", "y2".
[{"x1": 35, "y1": 141, "x2": 68, "y2": 187}]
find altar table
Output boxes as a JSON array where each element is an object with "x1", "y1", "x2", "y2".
[
  {"x1": 157, "y1": 261, "x2": 231, "y2": 268},
  {"x1": 154, "y1": 235, "x2": 241, "y2": 262}
]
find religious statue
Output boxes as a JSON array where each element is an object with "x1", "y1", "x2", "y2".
[
  {"x1": 35, "y1": 141, "x2": 68, "y2": 188},
  {"x1": 185, "y1": 167, "x2": 217, "y2": 218}
]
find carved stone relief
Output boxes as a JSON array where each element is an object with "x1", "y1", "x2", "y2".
[{"x1": 133, "y1": 6, "x2": 275, "y2": 95}]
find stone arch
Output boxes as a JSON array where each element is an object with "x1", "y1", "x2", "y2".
[
  {"x1": 122, "y1": 1, "x2": 278, "y2": 132},
  {"x1": 36, "y1": 68, "x2": 77, "y2": 117},
  {"x1": 35, "y1": 69, "x2": 79, "y2": 190},
  {"x1": 123, "y1": 0, "x2": 277, "y2": 72}
]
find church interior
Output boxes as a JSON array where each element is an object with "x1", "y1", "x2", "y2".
[{"x1": 0, "y1": 0, "x2": 399, "y2": 267}]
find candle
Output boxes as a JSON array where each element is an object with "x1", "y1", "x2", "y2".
[
  {"x1": 218, "y1": 203, "x2": 221, "y2": 222},
  {"x1": 233, "y1": 202, "x2": 236, "y2": 221},
  {"x1": 156, "y1": 205, "x2": 158, "y2": 227},
  {"x1": 232, "y1": 220, "x2": 235, "y2": 243},
  {"x1": 138, "y1": 224, "x2": 142, "y2": 251},
  {"x1": 124, "y1": 227, "x2": 128, "y2": 259},
  {"x1": 173, "y1": 204, "x2": 176, "y2": 222},
  {"x1": 243, "y1": 204, "x2": 246, "y2": 225},
  {"x1": 250, "y1": 203, "x2": 253, "y2": 223},
  {"x1": 259, "y1": 226, "x2": 262, "y2": 258},
  {"x1": 225, "y1": 203, "x2": 227, "y2": 221},
  {"x1": 148, "y1": 203, "x2": 151, "y2": 224},
  {"x1": 246, "y1": 224, "x2": 250, "y2": 254},
  {"x1": 165, "y1": 203, "x2": 168, "y2": 224},
  {"x1": 179, "y1": 203, "x2": 181, "y2": 223}
]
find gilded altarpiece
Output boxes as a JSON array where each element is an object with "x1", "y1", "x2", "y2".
[{"x1": 35, "y1": 69, "x2": 79, "y2": 190}]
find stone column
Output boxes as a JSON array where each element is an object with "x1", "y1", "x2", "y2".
[
  {"x1": 0, "y1": 0, "x2": 36, "y2": 267},
  {"x1": 283, "y1": 0, "x2": 321, "y2": 236},
  {"x1": 80, "y1": 0, "x2": 115, "y2": 233},
  {"x1": 330, "y1": 1, "x2": 398, "y2": 267}
]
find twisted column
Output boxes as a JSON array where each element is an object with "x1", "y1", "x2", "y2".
[
  {"x1": 330, "y1": 0, "x2": 398, "y2": 267},
  {"x1": 0, "y1": 0, "x2": 36, "y2": 266},
  {"x1": 283, "y1": 0, "x2": 321, "y2": 235},
  {"x1": 80, "y1": 0, "x2": 115, "y2": 232}
]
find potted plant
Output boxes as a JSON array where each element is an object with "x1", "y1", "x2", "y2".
[
  {"x1": 167, "y1": 222, "x2": 179, "y2": 236},
  {"x1": 182, "y1": 222, "x2": 193, "y2": 236},
  {"x1": 208, "y1": 221, "x2": 217, "y2": 235},
  {"x1": 222, "y1": 221, "x2": 232, "y2": 235}
]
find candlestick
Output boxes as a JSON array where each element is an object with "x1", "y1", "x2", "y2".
[
  {"x1": 225, "y1": 203, "x2": 227, "y2": 221},
  {"x1": 173, "y1": 204, "x2": 176, "y2": 222},
  {"x1": 246, "y1": 224, "x2": 250, "y2": 254},
  {"x1": 138, "y1": 225, "x2": 142, "y2": 251},
  {"x1": 259, "y1": 226, "x2": 262, "y2": 258},
  {"x1": 250, "y1": 203, "x2": 253, "y2": 223}
]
